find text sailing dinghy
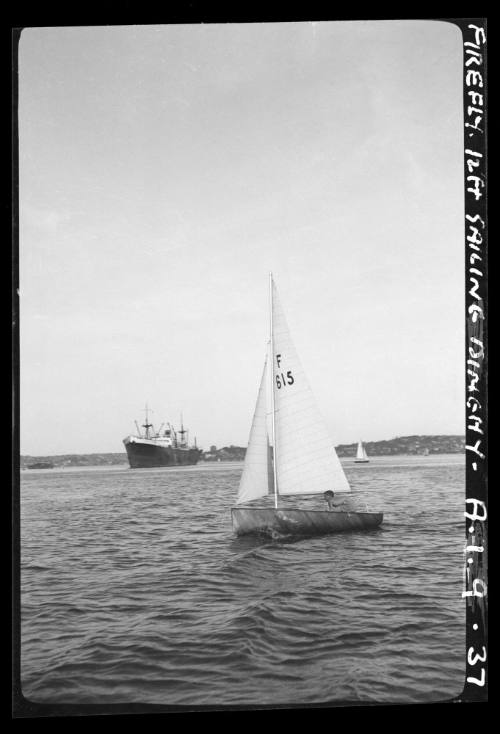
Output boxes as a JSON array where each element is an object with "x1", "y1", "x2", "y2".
[{"x1": 231, "y1": 274, "x2": 383, "y2": 537}]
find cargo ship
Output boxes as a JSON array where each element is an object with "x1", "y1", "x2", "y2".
[{"x1": 123, "y1": 406, "x2": 202, "y2": 468}]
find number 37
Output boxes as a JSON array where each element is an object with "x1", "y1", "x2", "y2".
[{"x1": 467, "y1": 645, "x2": 487, "y2": 687}]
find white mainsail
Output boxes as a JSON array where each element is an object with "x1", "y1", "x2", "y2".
[
  {"x1": 356, "y1": 441, "x2": 368, "y2": 460},
  {"x1": 270, "y1": 279, "x2": 351, "y2": 496},
  {"x1": 236, "y1": 356, "x2": 274, "y2": 504}
]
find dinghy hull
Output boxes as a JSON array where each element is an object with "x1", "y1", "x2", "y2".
[{"x1": 231, "y1": 507, "x2": 383, "y2": 537}]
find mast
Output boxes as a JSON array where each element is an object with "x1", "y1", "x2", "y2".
[
  {"x1": 179, "y1": 412, "x2": 186, "y2": 446},
  {"x1": 269, "y1": 272, "x2": 279, "y2": 509},
  {"x1": 142, "y1": 403, "x2": 153, "y2": 439}
]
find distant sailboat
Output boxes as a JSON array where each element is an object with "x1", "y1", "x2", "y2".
[
  {"x1": 354, "y1": 440, "x2": 369, "y2": 463},
  {"x1": 231, "y1": 274, "x2": 383, "y2": 537}
]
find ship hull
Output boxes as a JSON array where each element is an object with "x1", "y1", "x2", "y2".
[
  {"x1": 124, "y1": 439, "x2": 202, "y2": 468},
  {"x1": 231, "y1": 507, "x2": 383, "y2": 537},
  {"x1": 354, "y1": 459, "x2": 369, "y2": 463}
]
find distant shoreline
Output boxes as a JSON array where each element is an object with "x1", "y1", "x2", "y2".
[
  {"x1": 20, "y1": 435, "x2": 465, "y2": 469},
  {"x1": 20, "y1": 454, "x2": 466, "y2": 472}
]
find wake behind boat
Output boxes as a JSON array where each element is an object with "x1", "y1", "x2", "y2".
[{"x1": 231, "y1": 274, "x2": 383, "y2": 537}]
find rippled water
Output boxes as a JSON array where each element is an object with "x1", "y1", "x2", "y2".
[{"x1": 20, "y1": 455, "x2": 466, "y2": 706}]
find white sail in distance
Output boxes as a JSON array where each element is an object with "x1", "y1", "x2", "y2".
[
  {"x1": 356, "y1": 441, "x2": 368, "y2": 460},
  {"x1": 236, "y1": 356, "x2": 273, "y2": 504},
  {"x1": 271, "y1": 278, "x2": 351, "y2": 496}
]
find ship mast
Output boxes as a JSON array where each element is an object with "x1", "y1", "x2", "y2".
[
  {"x1": 179, "y1": 412, "x2": 187, "y2": 447},
  {"x1": 142, "y1": 403, "x2": 153, "y2": 439}
]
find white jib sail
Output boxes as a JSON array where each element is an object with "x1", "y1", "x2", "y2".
[
  {"x1": 271, "y1": 279, "x2": 351, "y2": 496},
  {"x1": 236, "y1": 356, "x2": 273, "y2": 504},
  {"x1": 356, "y1": 441, "x2": 367, "y2": 460}
]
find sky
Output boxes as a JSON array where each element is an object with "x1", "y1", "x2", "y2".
[{"x1": 18, "y1": 20, "x2": 465, "y2": 455}]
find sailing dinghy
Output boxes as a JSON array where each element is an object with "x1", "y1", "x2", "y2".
[
  {"x1": 231, "y1": 274, "x2": 383, "y2": 537},
  {"x1": 354, "y1": 440, "x2": 370, "y2": 463}
]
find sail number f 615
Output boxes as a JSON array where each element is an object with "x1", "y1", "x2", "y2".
[{"x1": 275, "y1": 354, "x2": 294, "y2": 389}]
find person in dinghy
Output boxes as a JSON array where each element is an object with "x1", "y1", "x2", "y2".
[{"x1": 323, "y1": 490, "x2": 346, "y2": 512}]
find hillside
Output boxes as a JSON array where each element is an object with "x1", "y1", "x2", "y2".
[
  {"x1": 20, "y1": 453, "x2": 127, "y2": 469},
  {"x1": 334, "y1": 435, "x2": 465, "y2": 457},
  {"x1": 204, "y1": 435, "x2": 465, "y2": 461},
  {"x1": 20, "y1": 435, "x2": 465, "y2": 469}
]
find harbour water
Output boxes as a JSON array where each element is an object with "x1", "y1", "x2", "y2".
[{"x1": 20, "y1": 455, "x2": 466, "y2": 706}]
